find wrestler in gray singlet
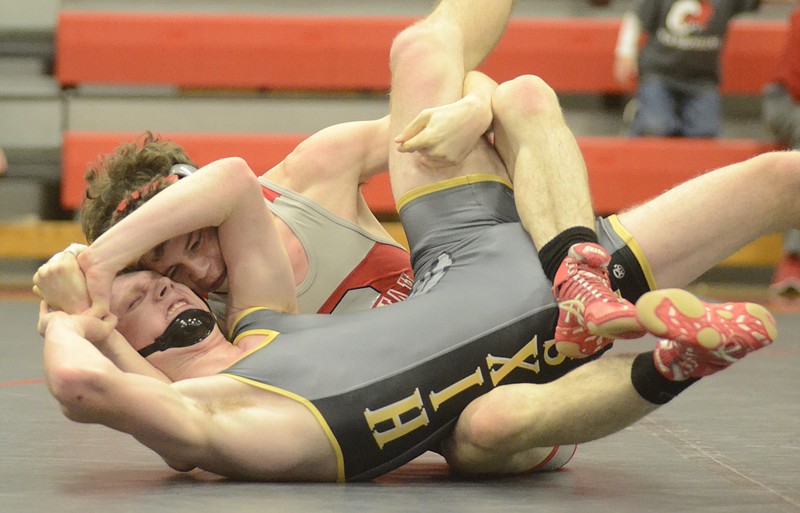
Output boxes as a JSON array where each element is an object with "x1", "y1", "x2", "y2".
[{"x1": 222, "y1": 175, "x2": 653, "y2": 482}]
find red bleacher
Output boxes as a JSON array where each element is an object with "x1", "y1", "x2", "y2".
[
  {"x1": 56, "y1": 12, "x2": 785, "y2": 215},
  {"x1": 56, "y1": 12, "x2": 785, "y2": 95},
  {"x1": 61, "y1": 131, "x2": 779, "y2": 215}
]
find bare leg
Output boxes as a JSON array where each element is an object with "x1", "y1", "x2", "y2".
[
  {"x1": 387, "y1": 0, "x2": 512, "y2": 201},
  {"x1": 618, "y1": 150, "x2": 800, "y2": 288},
  {"x1": 443, "y1": 284, "x2": 777, "y2": 476},
  {"x1": 491, "y1": 75, "x2": 596, "y2": 248},
  {"x1": 442, "y1": 354, "x2": 657, "y2": 475},
  {"x1": 491, "y1": 75, "x2": 644, "y2": 357}
]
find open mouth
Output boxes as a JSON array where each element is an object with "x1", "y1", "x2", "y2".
[{"x1": 167, "y1": 299, "x2": 192, "y2": 319}]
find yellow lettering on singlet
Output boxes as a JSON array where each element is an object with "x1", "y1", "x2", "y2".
[
  {"x1": 429, "y1": 367, "x2": 484, "y2": 412},
  {"x1": 486, "y1": 338, "x2": 540, "y2": 386},
  {"x1": 364, "y1": 388, "x2": 430, "y2": 449},
  {"x1": 542, "y1": 338, "x2": 567, "y2": 367}
]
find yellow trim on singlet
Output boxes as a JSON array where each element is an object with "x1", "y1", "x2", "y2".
[
  {"x1": 227, "y1": 307, "x2": 274, "y2": 341},
  {"x1": 224, "y1": 331, "x2": 281, "y2": 370},
  {"x1": 231, "y1": 329, "x2": 280, "y2": 348},
  {"x1": 396, "y1": 174, "x2": 513, "y2": 211},
  {"x1": 219, "y1": 374, "x2": 347, "y2": 483},
  {"x1": 608, "y1": 214, "x2": 658, "y2": 290}
]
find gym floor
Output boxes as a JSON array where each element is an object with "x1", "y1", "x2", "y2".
[{"x1": 1, "y1": 290, "x2": 798, "y2": 513}]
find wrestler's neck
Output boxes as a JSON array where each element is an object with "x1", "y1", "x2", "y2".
[
  {"x1": 160, "y1": 331, "x2": 250, "y2": 381},
  {"x1": 272, "y1": 216, "x2": 309, "y2": 286}
]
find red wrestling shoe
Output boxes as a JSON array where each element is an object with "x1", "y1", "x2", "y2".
[
  {"x1": 636, "y1": 288, "x2": 777, "y2": 381},
  {"x1": 553, "y1": 242, "x2": 645, "y2": 358}
]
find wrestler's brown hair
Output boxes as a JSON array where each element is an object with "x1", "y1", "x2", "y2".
[{"x1": 79, "y1": 132, "x2": 196, "y2": 243}]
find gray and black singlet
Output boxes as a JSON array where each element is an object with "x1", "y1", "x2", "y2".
[{"x1": 221, "y1": 175, "x2": 654, "y2": 482}]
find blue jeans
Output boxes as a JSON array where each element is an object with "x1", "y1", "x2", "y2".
[{"x1": 630, "y1": 74, "x2": 721, "y2": 137}]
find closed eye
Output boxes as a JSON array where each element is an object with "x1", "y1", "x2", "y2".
[
  {"x1": 128, "y1": 292, "x2": 144, "y2": 313},
  {"x1": 189, "y1": 231, "x2": 202, "y2": 253},
  {"x1": 165, "y1": 266, "x2": 178, "y2": 280}
]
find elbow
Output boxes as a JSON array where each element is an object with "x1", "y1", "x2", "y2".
[
  {"x1": 206, "y1": 157, "x2": 263, "y2": 216},
  {"x1": 751, "y1": 150, "x2": 800, "y2": 192},
  {"x1": 218, "y1": 155, "x2": 249, "y2": 171},
  {"x1": 47, "y1": 366, "x2": 106, "y2": 422},
  {"x1": 217, "y1": 157, "x2": 261, "y2": 193}
]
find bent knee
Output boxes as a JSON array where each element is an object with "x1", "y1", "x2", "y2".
[
  {"x1": 455, "y1": 389, "x2": 531, "y2": 451},
  {"x1": 768, "y1": 149, "x2": 800, "y2": 181},
  {"x1": 493, "y1": 75, "x2": 560, "y2": 120},
  {"x1": 389, "y1": 22, "x2": 459, "y2": 74},
  {"x1": 750, "y1": 150, "x2": 800, "y2": 193}
]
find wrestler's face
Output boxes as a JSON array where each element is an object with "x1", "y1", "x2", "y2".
[
  {"x1": 110, "y1": 270, "x2": 213, "y2": 355},
  {"x1": 138, "y1": 227, "x2": 227, "y2": 294}
]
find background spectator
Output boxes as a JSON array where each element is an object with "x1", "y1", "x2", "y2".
[{"x1": 613, "y1": 0, "x2": 765, "y2": 137}]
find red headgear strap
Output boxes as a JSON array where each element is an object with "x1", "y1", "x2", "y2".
[{"x1": 114, "y1": 174, "x2": 180, "y2": 216}]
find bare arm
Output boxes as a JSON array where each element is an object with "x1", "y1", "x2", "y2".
[
  {"x1": 41, "y1": 308, "x2": 206, "y2": 470},
  {"x1": 276, "y1": 69, "x2": 502, "y2": 188},
  {"x1": 263, "y1": 117, "x2": 391, "y2": 221},
  {"x1": 270, "y1": 116, "x2": 391, "y2": 190},
  {"x1": 41, "y1": 307, "x2": 336, "y2": 480},
  {"x1": 385, "y1": 0, "x2": 516, "y2": 202},
  {"x1": 78, "y1": 157, "x2": 297, "y2": 325},
  {"x1": 395, "y1": 70, "x2": 497, "y2": 167},
  {"x1": 33, "y1": 248, "x2": 171, "y2": 380}
]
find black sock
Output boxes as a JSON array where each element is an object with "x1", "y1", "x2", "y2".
[
  {"x1": 539, "y1": 226, "x2": 599, "y2": 283},
  {"x1": 630, "y1": 352, "x2": 698, "y2": 405}
]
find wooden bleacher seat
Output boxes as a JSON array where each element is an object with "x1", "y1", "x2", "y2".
[
  {"x1": 55, "y1": 12, "x2": 786, "y2": 95},
  {"x1": 0, "y1": 221, "x2": 85, "y2": 260}
]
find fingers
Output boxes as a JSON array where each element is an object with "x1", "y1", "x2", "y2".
[
  {"x1": 86, "y1": 302, "x2": 108, "y2": 321},
  {"x1": 63, "y1": 243, "x2": 88, "y2": 256},
  {"x1": 78, "y1": 312, "x2": 116, "y2": 343},
  {"x1": 85, "y1": 303, "x2": 117, "y2": 331},
  {"x1": 37, "y1": 301, "x2": 52, "y2": 336},
  {"x1": 397, "y1": 133, "x2": 428, "y2": 154},
  {"x1": 396, "y1": 111, "x2": 431, "y2": 147},
  {"x1": 98, "y1": 314, "x2": 118, "y2": 336},
  {"x1": 77, "y1": 250, "x2": 114, "y2": 320}
]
